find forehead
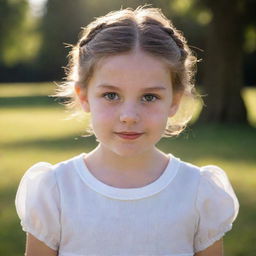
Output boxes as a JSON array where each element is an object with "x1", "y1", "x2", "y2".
[{"x1": 89, "y1": 50, "x2": 172, "y2": 89}]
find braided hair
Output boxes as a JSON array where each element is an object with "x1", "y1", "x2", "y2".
[{"x1": 55, "y1": 6, "x2": 198, "y2": 136}]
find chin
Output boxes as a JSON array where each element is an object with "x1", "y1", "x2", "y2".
[{"x1": 97, "y1": 135, "x2": 160, "y2": 158}]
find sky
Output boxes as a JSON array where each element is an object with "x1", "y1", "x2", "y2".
[{"x1": 28, "y1": 0, "x2": 47, "y2": 16}]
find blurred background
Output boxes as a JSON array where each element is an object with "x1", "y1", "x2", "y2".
[{"x1": 0, "y1": 0, "x2": 255, "y2": 255}]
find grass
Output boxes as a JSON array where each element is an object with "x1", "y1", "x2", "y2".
[{"x1": 0, "y1": 82, "x2": 256, "y2": 255}]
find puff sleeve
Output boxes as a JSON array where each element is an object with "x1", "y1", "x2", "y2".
[
  {"x1": 15, "y1": 162, "x2": 60, "y2": 250},
  {"x1": 194, "y1": 165, "x2": 239, "y2": 252}
]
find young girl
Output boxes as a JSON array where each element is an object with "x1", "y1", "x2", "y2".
[{"x1": 15, "y1": 6, "x2": 239, "y2": 256}]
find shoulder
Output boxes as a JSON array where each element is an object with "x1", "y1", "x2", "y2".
[
  {"x1": 179, "y1": 160, "x2": 239, "y2": 207},
  {"x1": 199, "y1": 164, "x2": 230, "y2": 184},
  {"x1": 189, "y1": 165, "x2": 239, "y2": 252},
  {"x1": 197, "y1": 165, "x2": 239, "y2": 219},
  {"x1": 15, "y1": 161, "x2": 62, "y2": 251},
  {"x1": 197, "y1": 164, "x2": 238, "y2": 205},
  {"x1": 16, "y1": 154, "x2": 82, "y2": 207},
  {"x1": 15, "y1": 162, "x2": 57, "y2": 203},
  {"x1": 14, "y1": 155, "x2": 83, "y2": 250},
  {"x1": 20, "y1": 161, "x2": 56, "y2": 182},
  {"x1": 15, "y1": 162, "x2": 58, "y2": 220},
  {"x1": 177, "y1": 159, "x2": 234, "y2": 190},
  {"x1": 175, "y1": 158, "x2": 201, "y2": 184},
  {"x1": 21, "y1": 153, "x2": 83, "y2": 181},
  {"x1": 16, "y1": 160, "x2": 65, "y2": 192},
  {"x1": 175, "y1": 159, "x2": 239, "y2": 211}
]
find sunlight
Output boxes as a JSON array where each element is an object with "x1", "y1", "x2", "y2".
[{"x1": 28, "y1": 0, "x2": 47, "y2": 17}]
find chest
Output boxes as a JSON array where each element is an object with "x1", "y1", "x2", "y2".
[{"x1": 59, "y1": 186, "x2": 197, "y2": 255}]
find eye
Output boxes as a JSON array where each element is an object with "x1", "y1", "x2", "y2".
[
  {"x1": 103, "y1": 92, "x2": 119, "y2": 101},
  {"x1": 142, "y1": 94, "x2": 159, "y2": 102}
]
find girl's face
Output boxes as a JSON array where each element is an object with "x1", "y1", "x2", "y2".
[{"x1": 77, "y1": 50, "x2": 182, "y2": 157}]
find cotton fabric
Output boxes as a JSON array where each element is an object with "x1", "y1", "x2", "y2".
[{"x1": 15, "y1": 153, "x2": 239, "y2": 256}]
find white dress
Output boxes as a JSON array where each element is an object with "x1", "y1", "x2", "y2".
[{"x1": 15, "y1": 153, "x2": 239, "y2": 256}]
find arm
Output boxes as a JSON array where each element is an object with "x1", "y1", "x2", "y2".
[
  {"x1": 195, "y1": 239, "x2": 223, "y2": 256},
  {"x1": 25, "y1": 233, "x2": 58, "y2": 256}
]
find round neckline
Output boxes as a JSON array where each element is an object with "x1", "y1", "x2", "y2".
[{"x1": 74, "y1": 153, "x2": 180, "y2": 200}]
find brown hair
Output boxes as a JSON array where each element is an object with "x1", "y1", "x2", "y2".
[{"x1": 54, "y1": 6, "x2": 198, "y2": 136}]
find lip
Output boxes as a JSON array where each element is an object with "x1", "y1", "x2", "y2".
[{"x1": 114, "y1": 132, "x2": 144, "y2": 140}]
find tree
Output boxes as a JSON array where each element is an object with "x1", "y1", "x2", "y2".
[
  {"x1": 37, "y1": 0, "x2": 151, "y2": 81},
  {"x1": 0, "y1": 0, "x2": 28, "y2": 66},
  {"x1": 199, "y1": 0, "x2": 246, "y2": 123},
  {"x1": 162, "y1": 0, "x2": 256, "y2": 124},
  {"x1": 198, "y1": 0, "x2": 256, "y2": 123},
  {"x1": 36, "y1": 0, "x2": 89, "y2": 81}
]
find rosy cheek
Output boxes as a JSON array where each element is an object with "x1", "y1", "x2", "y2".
[
  {"x1": 91, "y1": 103, "x2": 118, "y2": 123},
  {"x1": 146, "y1": 105, "x2": 169, "y2": 124},
  {"x1": 147, "y1": 112, "x2": 166, "y2": 125},
  {"x1": 146, "y1": 104, "x2": 168, "y2": 116}
]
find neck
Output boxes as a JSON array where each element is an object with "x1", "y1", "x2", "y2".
[{"x1": 85, "y1": 143, "x2": 169, "y2": 174}]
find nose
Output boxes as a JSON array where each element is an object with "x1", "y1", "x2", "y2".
[{"x1": 119, "y1": 103, "x2": 140, "y2": 124}]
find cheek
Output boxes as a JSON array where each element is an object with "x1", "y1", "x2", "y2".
[
  {"x1": 146, "y1": 103, "x2": 170, "y2": 120},
  {"x1": 90, "y1": 102, "x2": 117, "y2": 127},
  {"x1": 148, "y1": 112, "x2": 168, "y2": 128},
  {"x1": 144, "y1": 105, "x2": 169, "y2": 130}
]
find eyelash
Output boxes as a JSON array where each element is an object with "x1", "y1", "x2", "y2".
[
  {"x1": 102, "y1": 92, "x2": 160, "y2": 102},
  {"x1": 103, "y1": 92, "x2": 119, "y2": 101},
  {"x1": 141, "y1": 94, "x2": 160, "y2": 102}
]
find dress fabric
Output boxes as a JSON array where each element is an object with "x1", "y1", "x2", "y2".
[{"x1": 15, "y1": 153, "x2": 239, "y2": 256}]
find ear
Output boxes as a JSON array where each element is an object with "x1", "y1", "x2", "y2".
[
  {"x1": 168, "y1": 91, "x2": 183, "y2": 117},
  {"x1": 75, "y1": 83, "x2": 90, "y2": 112}
]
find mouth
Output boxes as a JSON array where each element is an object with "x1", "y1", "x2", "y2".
[{"x1": 114, "y1": 132, "x2": 144, "y2": 140}]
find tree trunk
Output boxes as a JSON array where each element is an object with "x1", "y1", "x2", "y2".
[{"x1": 199, "y1": 0, "x2": 248, "y2": 123}]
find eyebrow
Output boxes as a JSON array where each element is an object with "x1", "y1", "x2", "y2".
[{"x1": 96, "y1": 84, "x2": 167, "y2": 91}]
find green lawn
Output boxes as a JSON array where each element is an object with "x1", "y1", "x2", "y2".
[{"x1": 0, "y1": 83, "x2": 256, "y2": 255}]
